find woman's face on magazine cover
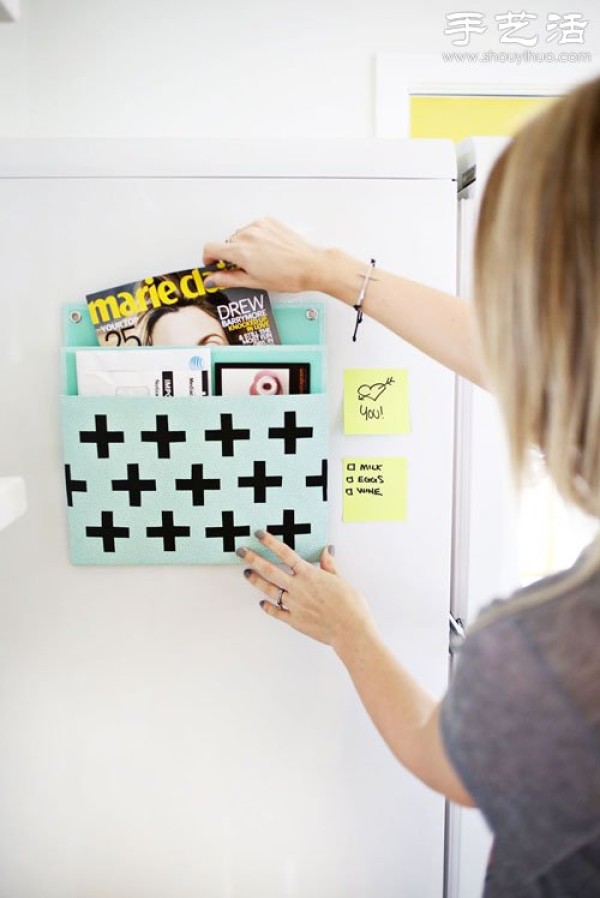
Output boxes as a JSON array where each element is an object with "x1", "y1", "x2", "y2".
[{"x1": 150, "y1": 306, "x2": 228, "y2": 347}]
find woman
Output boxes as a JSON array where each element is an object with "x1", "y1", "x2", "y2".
[
  {"x1": 203, "y1": 76, "x2": 600, "y2": 896},
  {"x1": 136, "y1": 276, "x2": 231, "y2": 346}
]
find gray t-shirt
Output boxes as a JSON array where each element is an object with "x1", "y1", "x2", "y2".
[{"x1": 440, "y1": 550, "x2": 600, "y2": 897}]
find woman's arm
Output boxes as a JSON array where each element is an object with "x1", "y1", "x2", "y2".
[
  {"x1": 334, "y1": 619, "x2": 475, "y2": 807},
  {"x1": 203, "y1": 218, "x2": 486, "y2": 387},
  {"x1": 239, "y1": 531, "x2": 475, "y2": 808}
]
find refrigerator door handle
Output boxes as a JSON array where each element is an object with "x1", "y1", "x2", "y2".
[{"x1": 449, "y1": 613, "x2": 466, "y2": 655}]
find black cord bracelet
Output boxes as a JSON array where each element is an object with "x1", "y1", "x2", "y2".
[{"x1": 352, "y1": 258, "x2": 376, "y2": 342}]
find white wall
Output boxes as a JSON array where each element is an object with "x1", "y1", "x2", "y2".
[{"x1": 2, "y1": 0, "x2": 599, "y2": 139}]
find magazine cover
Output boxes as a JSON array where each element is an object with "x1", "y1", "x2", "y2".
[{"x1": 85, "y1": 262, "x2": 281, "y2": 347}]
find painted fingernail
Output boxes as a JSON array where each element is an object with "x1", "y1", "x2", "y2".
[
  {"x1": 236, "y1": 547, "x2": 247, "y2": 558},
  {"x1": 328, "y1": 544, "x2": 336, "y2": 556},
  {"x1": 243, "y1": 568, "x2": 252, "y2": 578},
  {"x1": 204, "y1": 277, "x2": 217, "y2": 287},
  {"x1": 259, "y1": 600, "x2": 266, "y2": 608},
  {"x1": 254, "y1": 529, "x2": 266, "y2": 539}
]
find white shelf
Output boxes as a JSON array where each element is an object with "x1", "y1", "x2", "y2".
[
  {"x1": 0, "y1": 138, "x2": 456, "y2": 180},
  {"x1": 0, "y1": 477, "x2": 26, "y2": 531}
]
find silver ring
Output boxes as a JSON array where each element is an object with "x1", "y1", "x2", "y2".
[{"x1": 277, "y1": 587, "x2": 287, "y2": 608}]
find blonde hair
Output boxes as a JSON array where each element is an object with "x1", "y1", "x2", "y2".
[
  {"x1": 474, "y1": 76, "x2": 600, "y2": 521},
  {"x1": 467, "y1": 78, "x2": 600, "y2": 629}
]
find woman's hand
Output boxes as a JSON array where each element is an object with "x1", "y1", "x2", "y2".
[
  {"x1": 239, "y1": 532, "x2": 475, "y2": 807},
  {"x1": 204, "y1": 217, "x2": 486, "y2": 386},
  {"x1": 203, "y1": 217, "x2": 330, "y2": 294},
  {"x1": 237, "y1": 530, "x2": 376, "y2": 653}
]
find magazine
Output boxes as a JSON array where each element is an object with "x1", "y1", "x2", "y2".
[{"x1": 85, "y1": 262, "x2": 280, "y2": 348}]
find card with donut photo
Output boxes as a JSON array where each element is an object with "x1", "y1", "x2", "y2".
[{"x1": 214, "y1": 362, "x2": 311, "y2": 396}]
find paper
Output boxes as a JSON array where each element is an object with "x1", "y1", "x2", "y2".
[
  {"x1": 76, "y1": 348, "x2": 211, "y2": 397},
  {"x1": 409, "y1": 95, "x2": 555, "y2": 142},
  {"x1": 343, "y1": 369, "x2": 409, "y2": 435},
  {"x1": 343, "y1": 457, "x2": 407, "y2": 523}
]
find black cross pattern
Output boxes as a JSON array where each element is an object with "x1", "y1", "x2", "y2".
[
  {"x1": 205, "y1": 414, "x2": 251, "y2": 457},
  {"x1": 112, "y1": 464, "x2": 157, "y2": 507},
  {"x1": 79, "y1": 415, "x2": 125, "y2": 459},
  {"x1": 238, "y1": 460, "x2": 283, "y2": 504},
  {"x1": 86, "y1": 511, "x2": 130, "y2": 552},
  {"x1": 68, "y1": 401, "x2": 327, "y2": 562},
  {"x1": 65, "y1": 464, "x2": 87, "y2": 507},
  {"x1": 268, "y1": 411, "x2": 313, "y2": 455},
  {"x1": 146, "y1": 511, "x2": 191, "y2": 552},
  {"x1": 306, "y1": 459, "x2": 328, "y2": 502},
  {"x1": 141, "y1": 415, "x2": 186, "y2": 459},
  {"x1": 175, "y1": 464, "x2": 221, "y2": 506},
  {"x1": 267, "y1": 509, "x2": 311, "y2": 550},
  {"x1": 205, "y1": 510, "x2": 251, "y2": 553}
]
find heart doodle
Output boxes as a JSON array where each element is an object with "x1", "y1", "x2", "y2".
[{"x1": 357, "y1": 377, "x2": 395, "y2": 402}]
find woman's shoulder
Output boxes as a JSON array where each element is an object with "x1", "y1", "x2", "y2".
[
  {"x1": 451, "y1": 538, "x2": 600, "y2": 736},
  {"x1": 469, "y1": 537, "x2": 600, "y2": 639},
  {"x1": 441, "y1": 540, "x2": 600, "y2": 888}
]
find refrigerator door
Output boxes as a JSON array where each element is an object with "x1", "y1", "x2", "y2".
[
  {"x1": 456, "y1": 137, "x2": 519, "y2": 625},
  {"x1": 0, "y1": 139, "x2": 456, "y2": 898},
  {"x1": 449, "y1": 136, "x2": 517, "y2": 898}
]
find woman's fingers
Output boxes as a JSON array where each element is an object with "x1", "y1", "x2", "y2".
[
  {"x1": 202, "y1": 241, "x2": 229, "y2": 266},
  {"x1": 319, "y1": 545, "x2": 337, "y2": 575},
  {"x1": 259, "y1": 598, "x2": 289, "y2": 621},
  {"x1": 202, "y1": 217, "x2": 321, "y2": 294},
  {"x1": 237, "y1": 542, "x2": 294, "y2": 590},
  {"x1": 202, "y1": 243, "x2": 262, "y2": 290},
  {"x1": 254, "y1": 529, "x2": 311, "y2": 575},
  {"x1": 207, "y1": 268, "x2": 262, "y2": 290},
  {"x1": 244, "y1": 568, "x2": 290, "y2": 612},
  {"x1": 244, "y1": 568, "x2": 292, "y2": 624},
  {"x1": 203, "y1": 224, "x2": 259, "y2": 271},
  {"x1": 240, "y1": 537, "x2": 372, "y2": 648}
]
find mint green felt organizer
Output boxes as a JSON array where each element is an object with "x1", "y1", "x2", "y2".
[{"x1": 61, "y1": 302, "x2": 329, "y2": 565}]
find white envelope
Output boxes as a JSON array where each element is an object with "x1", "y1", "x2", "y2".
[{"x1": 75, "y1": 348, "x2": 211, "y2": 397}]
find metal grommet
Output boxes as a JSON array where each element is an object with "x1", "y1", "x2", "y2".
[
  {"x1": 306, "y1": 308, "x2": 318, "y2": 321},
  {"x1": 69, "y1": 310, "x2": 83, "y2": 324}
]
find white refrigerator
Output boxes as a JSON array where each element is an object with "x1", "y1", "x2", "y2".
[
  {"x1": 447, "y1": 136, "x2": 519, "y2": 898},
  {"x1": 0, "y1": 138, "x2": 457, "y2": 897}
]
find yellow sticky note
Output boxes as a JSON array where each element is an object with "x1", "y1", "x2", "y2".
[
  {"x1": 343, "y1": 457, "x2": 407, "y2": 523},
  {"x1": 343, "y1": 369, "x2": 409, "y2": 435}
]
